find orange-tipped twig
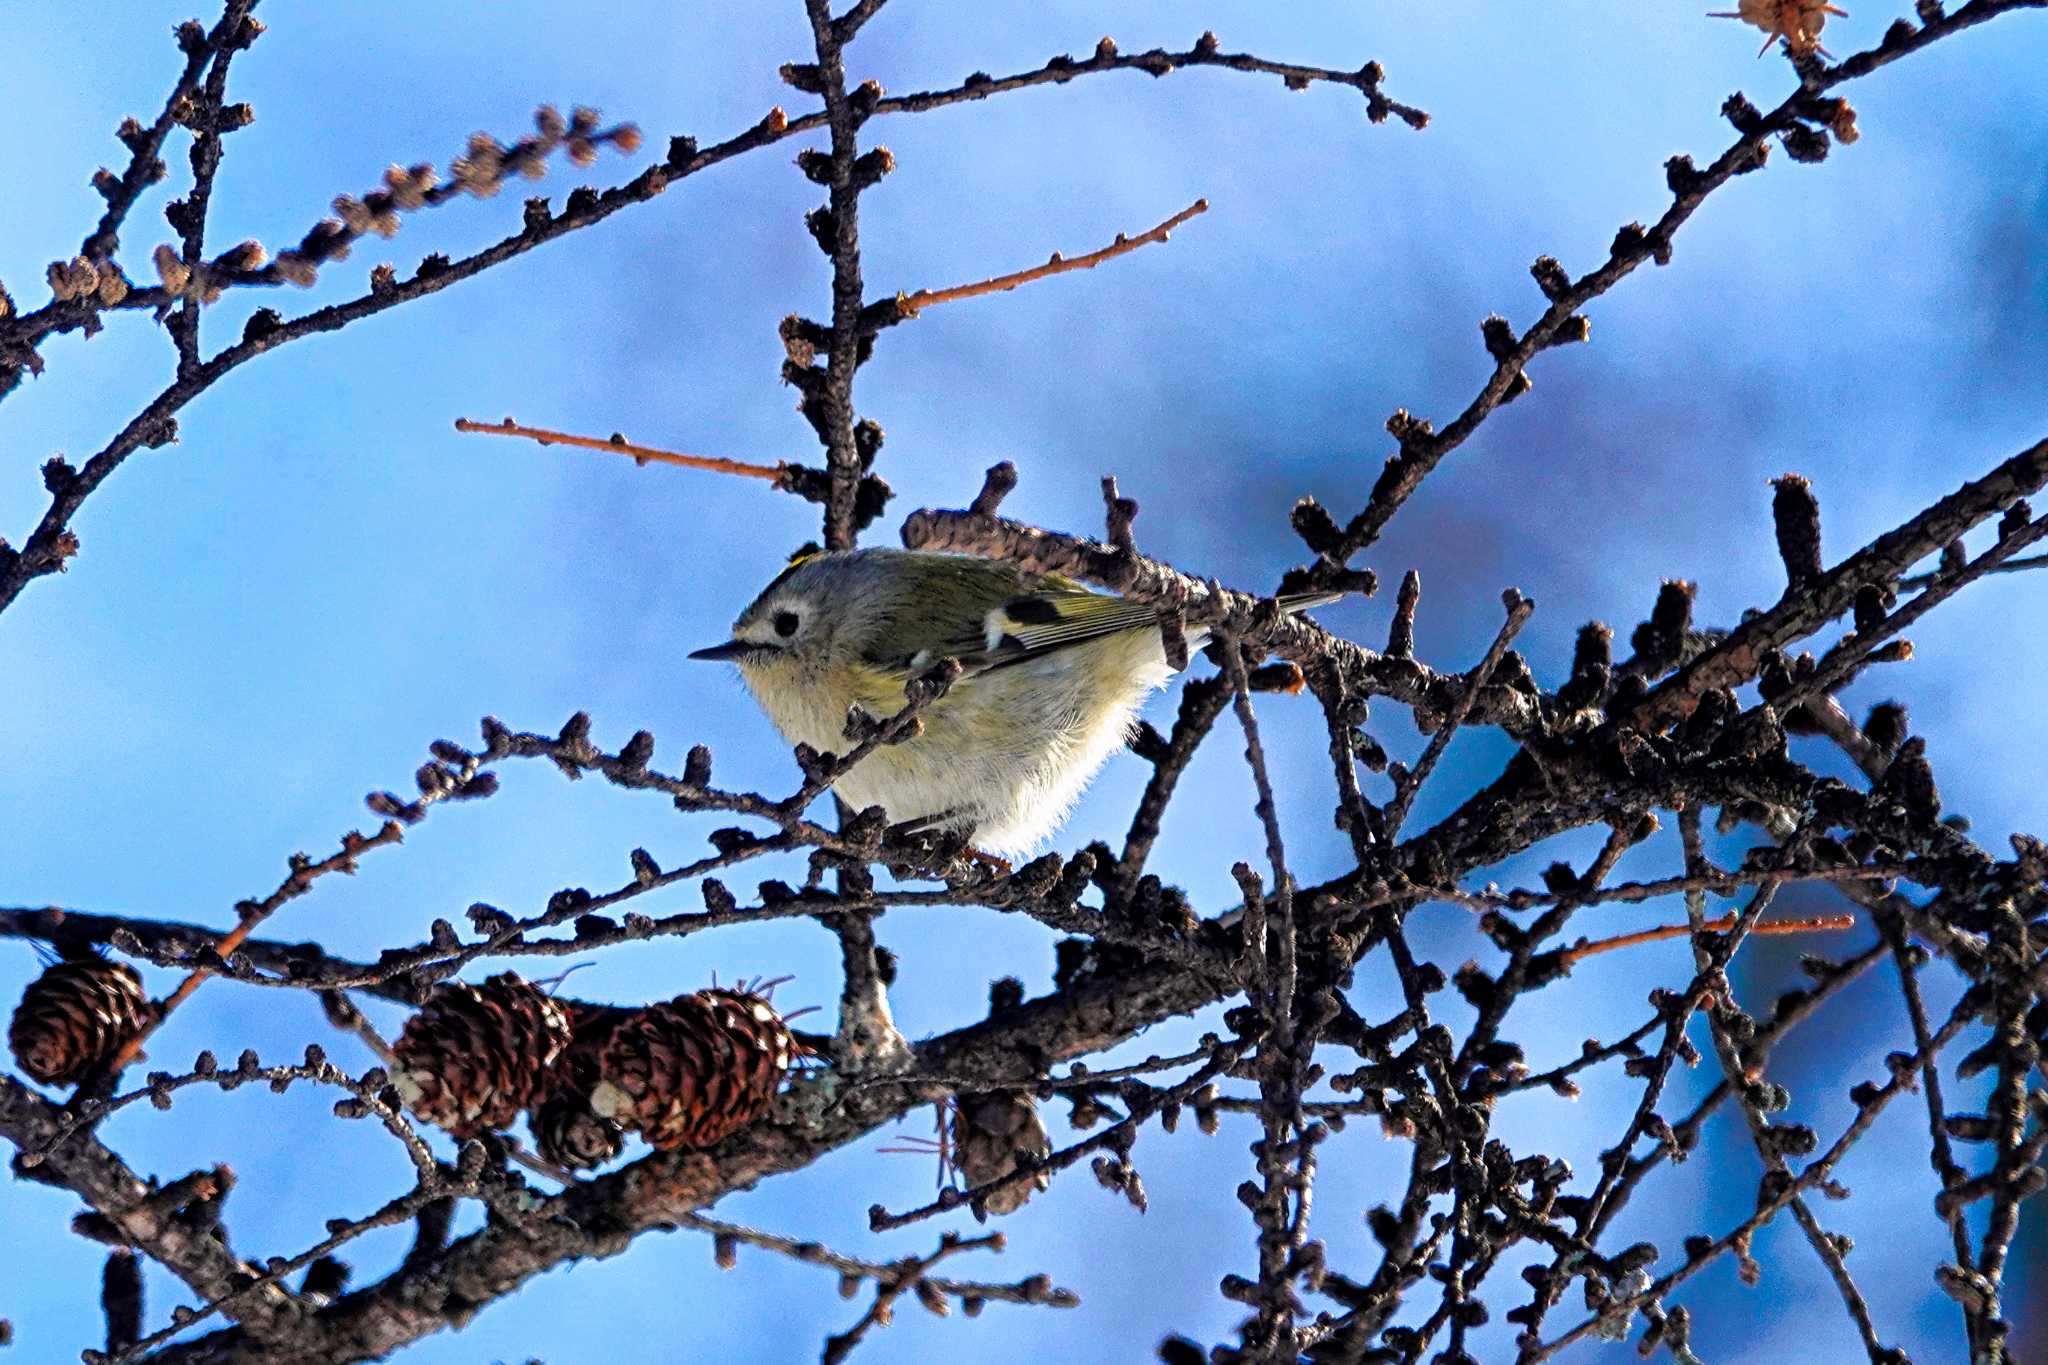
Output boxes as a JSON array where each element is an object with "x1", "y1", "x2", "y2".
[
  {"x1": 103, "y1": 823, "x2": 408, "y2": 1076},
  {"x1": 454, "y1": 417, "x2": 790, "y2": 482},
  {"x1": 1561, "y1": 912, "x2": 1855, "y2": 966},
  {"x1": 894, "y1": 198, "x2": 1208, "y2": 316}
]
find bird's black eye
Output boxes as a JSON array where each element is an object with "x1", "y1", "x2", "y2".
[{"x1": 772, "y1": 610, "x2": 800, "y2": 638}]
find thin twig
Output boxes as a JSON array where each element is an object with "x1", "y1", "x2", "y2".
[
  {"x1": 1898, "y1": 548, "x2": 2048, "y2": 590},
  {"x1": 1322, "y1": 9, "x2": 2048, "y2": 575},
  {"x1": 820, "y1": 1231, "x2": 1007, "y2": 1365},
  {"x1": 870, "y1": 36, "x2": 1427, "y2": 130},
  {"x1": 1384, "y1": 589, "x2": 1531, "y2": 834},
  {"x1": 1451, "y1": 818, "x2": 1637, "y2": 1089},
  {"x1": 81, "y1": 10, "x2": 239, "y2": 258},
  {"x1": 164, "y1": 2, "x2": 261, "y2": 375},
  {"x1": 1594, "y1": 938, "x2": 1889, "y2": 1238},
  {"x1": 1881, "y1": 911, "x2": 1978, "y2": 1349},
  {"x1": 1677, "y1": 812, "x2": 1892, "y2": 1362},
  {"x1": 97, "y1": 816, "x2": 424, "y2": 1076},
  {"x1": 318, "y1": 991, "x2": 398, "y2": 1066},
  {"x1": 1558, "y1": 912, "x2": 1855, "y2": 966},
  {"x1": 1114, "y1": 674, "x2": 1231, "y2": 897},
  {"x1": 677, "y1": 1211, "x2": 1075, "y2": 1309},
  {"x1": 869, "y1": 1048, "x2": 1240, "y2": 1231},
  {"x1": 801, "y1": 0, "x2": 870, "y2": 551},
  {"x1": 895, "y1": 199, "x2": 1207, "y2": 315},
  {"x1": 1222, "y1": 632, "x2": 1310, "y2": 1352},
  {"x1": 1529, "y1": 992, "x2": 1978, "y2": 1361},
  {"x1": 453, "y1": 417, "x2": 789, "y2": 482}
]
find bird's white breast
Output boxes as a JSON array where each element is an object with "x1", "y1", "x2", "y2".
[{"x1": 738, "y1": 632, "x2": 1175, "y2": 855}]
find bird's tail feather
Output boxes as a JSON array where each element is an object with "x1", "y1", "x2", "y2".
[{"x1": 1277, "y1": 590, "x2": 1345, "y2": 614}]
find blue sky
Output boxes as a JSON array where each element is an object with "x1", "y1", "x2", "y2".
[{"x1": 3, "y1": 3, "x2": 2045, "y2": 1362}]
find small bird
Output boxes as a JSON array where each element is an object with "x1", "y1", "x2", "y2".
[{"x1": 691, "y1": 548, "x2": 1339, "y2": 856}]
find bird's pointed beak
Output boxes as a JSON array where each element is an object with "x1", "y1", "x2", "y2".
[{"x1": 689, "y1": 640, "x2": 762, "y2": 662}]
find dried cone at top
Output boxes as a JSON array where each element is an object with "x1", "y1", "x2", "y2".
[
  {"x1": 1711, "y1": 0, "x2": 1845, "y2": 53},
  {"x1": 9, "y1": 954, "x2": 150, "y2": 1086},
  {"x1": 591, "y1": 989, "x2": 795, "y2": 1150},
  {"x1": 952, "y1": 1090, "x2": 1052, "y2": 1218},
  {"x1": 531, "y1": 1001, "x2": 632, "y2": 1171},
  {"x1": 393, "y1": 973, "x2": 572, "y2": 1137}
]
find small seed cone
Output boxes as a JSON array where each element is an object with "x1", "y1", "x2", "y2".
[
  {"x1": 9, "y1": 955, "x2": 150, "y2": 1086},
  {"x1": 591, "y1": 989, "x2": 795, "y2": 1150},
  {"x1": 392, "y1": 973, "x2": 572, "y2": 1137},
  {"x1": 531, "y1": 1001, "x2": 631, "y2": 1171},
  {"x1": 532, "y1": 1090, "x2": 627, "y2": 1171},
  {"x1": 952, "y1": 1090, "x2": 1051, "y2": 1217}
]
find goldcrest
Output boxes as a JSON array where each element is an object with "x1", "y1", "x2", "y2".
[{"x1": 691, "y1": 548, "x2": 1338, "y2": 855}]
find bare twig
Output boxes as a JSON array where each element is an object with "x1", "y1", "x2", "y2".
[
  {"x1": 1115, "y1": 674, "x2": 1231, "y2": 896},
  {"x1": 1313, "y1": 8, "x2": 2048, "y2": 575},
  {"x1": 870, "y1": 1047, "x2": 1240, "y2": 1231},
  {"x1": 1635, "y1": 436, "x2": 2048, "y2": 727},
  {"x1": 820, "y1": 1231, "x2": 1009, "y2": 1365},
  {"x1": 893, "y1": 199, "x2": 1207, "y2": 316},
  {"x1": 868, "y1": 35, "x2": 1427, "y2": 130},
  {"x1": 82, "y1": 8, "x2": 244, "y2": 258},
  {"x1": 453, "y1": 417, "x2": 789, "y2": 481},
  {"x1": 1221, "y1": 633, "x2": 1310, "y2": 1352},
  {"x1": 678, "y1": 1211, "x2": 1075, "y2": 1311},
  {"x1": 1383, "y1": 589, "x2": 1531, "y2": 834},
  {"x1": 1529, "y1": 993, "x2": 1979, "y2": 1361},
  {"x1": 1676, "y1": 811, "x2": 1894, "y2": 1362},
  {"x1": 1898, "y1": 548, "x2": 2048, "y2": 590},
  {"x1": 1557, "y1": 912, "x2": 1856, "y2": 966},
  {"x1": 1880, "y1": 911, "x2": 1979, "y2": 1348},
  {"x1": 100, "y1": 816, "x2": 423, "y2": 1076},
  {"x1": 162, "y1": 1, "x2": 261, "y2": 375},
  {"x1": 799, "y1": 0, "x2": 873, "y2": 551}
]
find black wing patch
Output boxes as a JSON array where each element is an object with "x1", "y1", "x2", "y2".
[{"x1": 1002, "y1": 594, "x2": 1062, "y2": 626}]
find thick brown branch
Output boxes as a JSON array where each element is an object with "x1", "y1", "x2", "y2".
[
  {"x1": 0, "y1": 1077, "x2": 296, "y2": 1336},
  {"x1": 1635, "y1": 435, "x2": 2048, "y2": 725}
]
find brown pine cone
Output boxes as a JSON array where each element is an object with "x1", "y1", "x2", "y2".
[
  {"x1": 392, "y1": 973, "x2": 572, "y2": 1137},
  {"x1": 532, "y1": 1090, "x2": 626, "y2": 1171},
  {"x1": 952, "y1": 1090, "x2": 1051, "y2": 1217},
  {"x1": 530, "y1": 1000, "x2": 631, "y2": 1171},
  {"x1": 9, "y1": 955, "x2": 150, "y2": 1086},
  {"x1": 591, "y1": 989, "x2": 795, "y2": 1150}
]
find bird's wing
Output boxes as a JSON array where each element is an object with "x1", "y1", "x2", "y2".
[
  {"x1": 952, "y1": 587, "x2": 1164, "y2": 675},
  {"x1": 855, "y1": 560, "x2": 1146, "y2": 679},
  {"x1": 863, "y1": 555, "x2": 1340, "y2": 680}
]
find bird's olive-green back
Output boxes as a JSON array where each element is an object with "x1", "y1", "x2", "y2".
[
  {"x1": 740, "y1": 547, "x2": 1338, "y2": 680},
  {"x1": 742, "y1": 548, "x2": 1155, "y2": 677}
]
